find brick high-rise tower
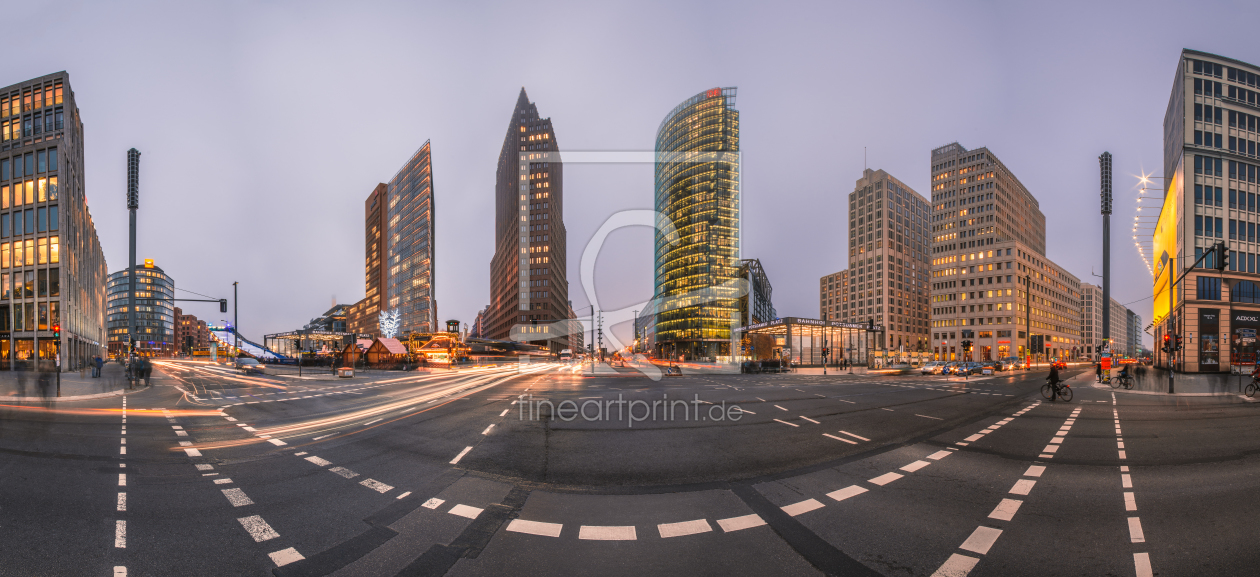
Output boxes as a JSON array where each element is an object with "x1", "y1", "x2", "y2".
[{"x1": 486, "y1": 89, "x2": 571, "y2": 353}]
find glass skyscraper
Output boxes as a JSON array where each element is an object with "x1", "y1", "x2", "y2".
[
  {"x1": 653, "y1": 87, "x2": 740, "y2": 360},
  {"x1": 384, "y1": 141, "x2": 437, "y2": 334}
]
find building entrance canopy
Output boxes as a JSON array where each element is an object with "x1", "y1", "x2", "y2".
[{"x1": 737, "y1": 317, "x2": 884, "y2": 367}]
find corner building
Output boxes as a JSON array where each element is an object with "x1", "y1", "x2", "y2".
[
  {"x1": 0, "y1": 72, "x2": 107, "y2": 369},
  {"x1": 928, "y1": 143, "x2": 1082, "y2": 362},
  {"x1": 653, "y1": 87, "x2": 740, "y2": 360},
  {"x1": 823, "y1": 169, "x2": 931, "y2": 351},
  {"x1": 1154, "y1": 49, "x2": 1260, "y2": 372},
  {"x1": 485, "y1": 89, "x2": 573, "y2": 353}
]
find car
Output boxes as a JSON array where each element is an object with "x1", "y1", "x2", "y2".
[
  {"x1": 234, "y1": 357, "x2": 265, "y2": 375},
  {"x1": 1050, "y1": 358, "x2": 1067, "y2": 370},
  {"x1": 979, "y1": 361, "x2": 997, "y2": 375},
  {"x1": 998, "y1": 356, "x2": 1024, "y2": 371},
  {"x1": 920, "y1": 361, "x2": 944, "y2": 375}
]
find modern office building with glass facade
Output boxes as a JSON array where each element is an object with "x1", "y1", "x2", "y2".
[
  {"x1": 105, "y1": 262, "x2": 174, "y2": 357},
  {"x1": 384, "y1": 141, "x2": 437, "y2": 335},
  {"x1": 653, "y1": 87, "x2": 740, "y2": 360},
  {"x1": 0, "y1": 72, "x2": 108, "y2": 369},
  {"x1": 1153, "y1": 49, "x2": 1260, "y2": 373}
]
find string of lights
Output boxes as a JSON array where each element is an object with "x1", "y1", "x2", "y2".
[{"x1": 1132, "y1": 172, "x2": 1166, "y2": 278}]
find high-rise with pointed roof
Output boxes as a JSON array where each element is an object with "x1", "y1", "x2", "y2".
[{"x1": 485, "y1": 89, "x2": 571, "y2": 353}]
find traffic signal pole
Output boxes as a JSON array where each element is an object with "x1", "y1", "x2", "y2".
[{"x1": 1161, "y1": 242, "x2": 1228, "y2": 393}]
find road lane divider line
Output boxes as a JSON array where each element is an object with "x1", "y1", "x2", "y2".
[
  {"x1": 450, "y1": 446, "x2": 473, "y2": 464},
  {"x1": 716, "y1": 514, "x2": 766, "y2": 532}
]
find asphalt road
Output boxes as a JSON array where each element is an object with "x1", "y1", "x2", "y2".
[{"x1": 1, "y1": 360, "x2": 1258, "y2": 576}]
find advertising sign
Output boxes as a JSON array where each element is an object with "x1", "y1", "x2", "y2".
[
  {"x1": 1231, "y1": 309, "x2": 1260, "y2": 367},
  {"x1": 1200, "y1": 308, "x2": 1220, "y2": 368}
]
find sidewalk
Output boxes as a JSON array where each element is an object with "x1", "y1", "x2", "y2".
[
  {"x1": 0, "y1": 363, "x2": 143, "y2": 401},
  {"x1": 1085, "y1": 367, "x2": 1251, "y2": 396}
]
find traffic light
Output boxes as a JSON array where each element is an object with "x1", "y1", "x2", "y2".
[
  {"x1": 1174, "y1": 334, "x2": 1183, "y2": 352},
  {"x1": 822, "y1": 347, "x2": 829, "y2": 357},
  {"x1": 961, "y1": 339, "x2": 972, "y2": 352},
  {"x1": 220, "y1": 299, "x2": 228, "y2": 313},
  {"x1": 1215, "y1": 242, "x2": 1229, "y2": 271},
  {"x1": 868, "y1": 319, "x2": 874, "y2": 331},
  {"x1": 1162, "y1": 333, "x2": 1172, "y2": 353},
  {"x1": 52, "y1": 324, "x2": 59, "y2": 338}
]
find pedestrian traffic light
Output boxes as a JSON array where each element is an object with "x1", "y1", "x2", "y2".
[
  {"x1": 1215, "y1": 242, "x2": 1229, "y2": 271},
  {"x1": 822, "y1": 347, "x2": 829, "y2": 357},
  {"x1": 220, "y1": 299, "x2": 228, "y2": 313},
  {"x1": 1162, "y1": 333, "x2": 1171, "y2": 352},
  {"x1": 52, "y1": 324, "x2": 59, "y2": 338}
]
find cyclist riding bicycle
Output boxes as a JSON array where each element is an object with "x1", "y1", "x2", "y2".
[
  {"x1": 1118, "y1": 364, "x2": 1130, "y2": 380},
  {"x1": 1047, "y1": 364, "x2": 1063, "y2": 401}
]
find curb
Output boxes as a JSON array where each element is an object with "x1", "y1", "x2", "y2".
[{"x1": 0, "y1": 384, "x2": 150, "y2": 402}]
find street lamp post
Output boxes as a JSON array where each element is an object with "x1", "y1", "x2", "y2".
[
  {"x1": 233, "y1": 282, "x2": 239, "y2": 361},
  {"x1": 1024, "y1": 274, "x2": 1031, "y2": 370}
]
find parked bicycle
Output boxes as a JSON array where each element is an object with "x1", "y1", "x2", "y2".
[
  {"x1": 1108, "y1": 374, "x2": 1134, "y2": 390},
  {"x1": 1041, "y1": 378, "x2": 1073, "y2": 401}
]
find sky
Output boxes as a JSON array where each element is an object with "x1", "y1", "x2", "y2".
[{"x1": 13, "y1": 0, "x2": 1260, "y2": 348}]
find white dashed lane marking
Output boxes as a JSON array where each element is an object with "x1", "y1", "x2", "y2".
[
  {"x1": 237, "y1": 515, "x2": 280, "y2": 542},
  {"x1": 579, "y1": 525, "x2": 637, "y2": 540}
]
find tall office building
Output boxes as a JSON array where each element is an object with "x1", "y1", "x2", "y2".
[
  {"x1": 653, "y1": 87, "x2": 740, "y2": 360},
  {"x1": 928, "y1": 143, "x2": 1082, "y2": 361},
  {"x1": 0, "y1": 72, "x2": 108, "y2": 369},
  {"x1": 486, "y1": 89, "x2": 572, "y2": 353},
  {"x1": 347, "y1": 144, "x2": 437, "y2": 338},
  {"x1": 825, "y1": 169, "x2": 931, "y2": 351},
  {"x1": 385, "y1": 142, "x2": 437, "y2": 334},
  {"x1": 106, "y1": 261, "x2": 173, "y2": 357},
  {"x1": 1153, "y1": 49, "x2": 1260, "y2": 371},
  {"x1": 348, "y1": 183, "x2": 389, "y2": 337}
]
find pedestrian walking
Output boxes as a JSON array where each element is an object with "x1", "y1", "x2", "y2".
[
  {"x1": 140, "y1": 357, "x2": 152, "y2": 386},
  {"x1": 1095, "y1": 361, "x2": 1103, "y2": 383},
  {"x1": 94, "y1": 356, "x2": 104, "y2": 378}
]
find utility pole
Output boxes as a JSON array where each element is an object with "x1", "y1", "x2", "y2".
[
  {"x1": 233, "y1": 282, "x2": 239, "y2": 361},
  {"x1": 1100, "y1": 152, "x2": 1113, "y2": 361},
  {"x1": 127, "y1": 148, "x2": 140, "y2": 388}
]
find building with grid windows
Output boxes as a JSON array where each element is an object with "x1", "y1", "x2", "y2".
[
  {"x1": 929, "y1": 143, "x2": 1082, "y2": 362},
  {"x1": 173, "y1": 306, "x2": 210, "y2": 355},
  {"x1": 0, "y1": 72, "x2": 108, "y2": 370},
  {"x1": 485, "y1": 89, "x2": 573, "y2": 354},
  {"x1": 347, "y1": 183, "x2": 389, "y2": 337},
  {"x1": 106, "y1": 262, "x2": 173, "y2": 357},
  {"x1": 652, "y1": 87, "x2": 740, "y2": 361},
  {"x1": 825, "y1": 169, "x2": 931, "y2": 352},
  {"x1": 1153, "y1": 49, "x2": 1260, "y2": 372},
  {"x1": 1081, "y1": 283, "x2": 1133, "y2": 358}
]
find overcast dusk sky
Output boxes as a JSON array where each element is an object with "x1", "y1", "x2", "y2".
[{"x1": 13, "y1": 0, "x2": 1260, "y2": 347}]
